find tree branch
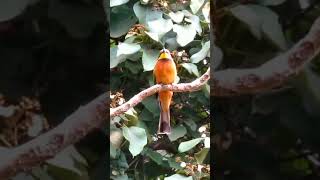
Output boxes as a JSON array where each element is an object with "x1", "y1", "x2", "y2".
[
  {"x1": 1, "y1": 14, "x2": 319, "y2": 180},
  {"x1": 212, "y1": 16, "x2": 320, "y2": 96},
  {"x1": 110, "y1": 67, "x2": 210, "y2": 118},
  {"x1": 0, "y1": 93, "x2": 108, "y2": 179}
]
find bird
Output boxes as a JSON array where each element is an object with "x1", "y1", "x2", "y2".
[{"x1": 153, "y1": 48, "x2": 177, "y2": 134}]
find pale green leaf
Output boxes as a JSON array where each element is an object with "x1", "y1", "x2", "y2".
[
  {"x1": 190, "y1": 41, "x2": 210, "y2": 63},
  {"x1": 110, "y1": 5, "x2": 137, "y2": 38},
  {"x1": 168, "y1": 125, "x2": 187, "y2": 141},
  {"x1": 46, "y1": 146, "x2": 87, "y2": 176},
  {"x1": 141, "y1": 96, "x2": 160, "y2": 116},
  {"x1": 213, "y1": 43, "x2": 223, "y2": 69},
  {"x1": 122, "y1": 126, "x2": 147, "y2": 157},
  {"x1": 250, "y1": 5, "x2": 287, "y2": 50},
  {"x1": 181, "y1": 63, "x2": 199, "y2": 77},
  {"x1": 230, "y1": 5, "x2": 262, "y2": 39},
  {"x1": 144, "y1": 148, "x2": 163, "y2": 165},
  {"x1": 133, "y1": 2, "x2": 162, "y2": 25},
  {"x1": 147, "y1": 18, "x2": 173, "y2": 40},
  {"x1": 169, "y1": 11, "x2": 184, "y2": 23},
  {"x1": 117, "y1": 43, "x2": 141, "y2": 56},
  {"x1": 110, "y1": 0, "x2": 129, "y2": 7},
  {"x1": 173, "y1": 24, "x2": 197, "y2": 46},
  {"x1": 202, "y1": 2, "x2": 210, "y2": 23},
  {"x1": 142, "y1": 48, "x2": 159, "y2": 71},
  {"x1": 0, "y1": 0, "x2": 29, "y2": 22},
  {"x1": 195, "y1": 148, "x2": 209, "y2": 164},
  {"x1": 165, "y1": 174, "x2": 193, "y2": 180},
  {"x1": 190, "y1": 0, "x2": 205, "y2": 14},
  {"x1": 178, "y1": 138, "x2": 204, "y2": 152}
]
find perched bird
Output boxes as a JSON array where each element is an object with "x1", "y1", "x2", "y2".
[{"x1": 153, "y1": 48, "x2": 177, "y2": 134}]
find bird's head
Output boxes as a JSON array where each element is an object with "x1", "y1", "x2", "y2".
[{"x1": 159, "y1": 48, "x2": 173, "y2": 60}]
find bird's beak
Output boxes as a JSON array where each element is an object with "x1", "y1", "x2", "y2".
[{"x1": 159, "y1": 50, "x2": 172, "y2": 60}]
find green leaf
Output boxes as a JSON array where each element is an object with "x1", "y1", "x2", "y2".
[
  {"x1": 110, "y1": 43, "x2": 141, "y2": 68},
  {"x1": 31, "y1": 166, "x2": 54, "y2": 180},
  {"x1": 122, "y1": 126, "x2": 147, "y2": 157},
  {"x1": 187, "y1": 14, "x2": 202, "y2": 34},
  {"x1": 230, "y1": 5, "x2": 287, "y2": 50},
  {"x1": 178, "y1": 138, "x2": 204, "y2": 152},
  {"x1": 173, "y1": 24, "x2": 197, "y2": 46},
  {"x1": 250, "y1": 5, "x2": 287, "y2": 50},
  {"x1": 165, "y1": 37, "x2": 180, "y2": 50},
  {"x1": 195, "y1": 148, "x2": 209, "y2": 164},
  {"x1": 147, "y1": 18, "x2": 173, "y2": 41},
  {"x1": 46, "y1": 146, "x2": 88, "y2": 176},
  {"x1": 111, "y1": 174, "x2": 129, "y2": 180},
  {"x1": 183, "y1": 118, "x2": 197, "y2": 131},
  {"x1": 139, "y1": 109, "x2": 154, "y2": 121},
  {"x1": 110, "y1": 5, "x2": 137, "y2": 38},
  {"x1": 142, "y1": 96, "x2": 160, "y2": 116},
  {"x1": 124, "y1": 61, "x2": 142, "y2": 74},
  {"x1": 142, "y1": 48, "x2": 159, "y2": 71},
  {"x1": 190, "y1": 0, "x2": 205, "y2": 14},
  {"x1": 164, "y1": 174, "x2": 193, "y2": 180},
  {"x1": 144, "y1": 148, "x2": 164, "y2": 165},
  {"x1": 257, "y1": 0, "x2": 286, "y2": 6},
  {"x1": 181, "y1": 63, "x2": 199, "y2": 77},
  {"x1": 168, "y1": 158, "x2": 183, "y2": 169},
  {"x1": 117, "y1": 43, "x2": 141, "y2": 56},
  {"x1": 168, "y1": 125, "x2": 187, "y2": 141},
  {"x1": 133, "y1": 2, "x2": 162, "y2": 25},
  {"x1": 202, "y1": 2, "x2": 210, "y2": 23},
  {"x1": 110, "y1": 47, "x2": 125, "y2": 68},
  {"x1": 110, "y1": 0, "x2": 129, "y2": 7},
  {"x1": 213, "y1": 42, "x2": 223, "y2": 69},
  {"x1": 0, "y1": 0, "x2": 30, "y2": 22},
  {"x1": 110, "y1": 143, "x2": 118, "y2": 159},
  {"x1": 169, "y1": 11, "x2": 184, "y2": 23},
  {"x1": 140, "y1": 0, "x2": 150, "y2": 5},
  {"x1": 190, "y1": 41, "x2": 210, "y2": 63},
  {"x1": 230, "y1": 5, "x2": 262, "y2": 39}
]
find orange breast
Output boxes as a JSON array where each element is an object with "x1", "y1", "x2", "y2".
[{"x1": 154, "y1": 59, "x2": 177, "y2": 84}]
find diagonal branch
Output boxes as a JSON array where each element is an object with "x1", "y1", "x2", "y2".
[
  {"x1": 0, "y1": 93, "x2": 108, "y2": 179},
  {"x1": 110, "y1": 67, "x2": 210, "y2": 117},
  {"x1": 212, "y1": 16, "x2": 320, "y2": 96}
]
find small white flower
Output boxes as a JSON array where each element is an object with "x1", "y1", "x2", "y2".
[
  {"x1": 110, "y1": 94, "x2": 115, "y2": 99},
  {"x1": 201, "y1": 134, "x2": 207, "y2": 138},
  {"x1": 177, "y1": 51, "x2": 183, "y2": 56},
  {"x1": 152, "y1": 136, "x2": 158, "y2": 141},
  {"x1": 180, "y1": 162, "x2": 187, "y2": 168},
  {"x1": 204, "y1": 137, "x2": 210, "y2": 148},
  {"x1": 112, "y1": 170, "x2": 119, "y2": 176},
  {"x1": 203, "y1": 59, "x2": 208, "y2": 65},
  {"x1": 198, "y1": 126, "x2": 206, "y2": 133},
  {"x1": 118, "y1": 98, "x2": 125, "y2": 105},
  {"x1": 197, "y1": 165, "x2": 203, "y2": 172}
]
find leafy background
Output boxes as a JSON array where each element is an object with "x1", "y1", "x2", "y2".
[
  {"x1": 109, "y1": 0, "x2": 210, "y2": 179},
  {"x1": 0, "y1": 0, "x2": 107, "y2": 179},
  {"x1": 213, "y1": 0, "x2": 320, "y2": 179}
]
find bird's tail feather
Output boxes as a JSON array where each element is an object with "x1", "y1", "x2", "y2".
[{"x1": 158, "y1": 108, "x2": 171, "y2": 134}]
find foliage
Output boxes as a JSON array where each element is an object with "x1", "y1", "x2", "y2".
[
  {"x1": 213, "y1": 0, "x2": 320, "y2": 179},
  {"x1": 109, "y1": 0, "x2": 210, "y2": 179},
  {"x1": 0, "y1": 0, "x2": 106, "y2": 179}
]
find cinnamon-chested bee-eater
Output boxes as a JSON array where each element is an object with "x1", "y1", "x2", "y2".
[{"x1": 153, "y1": 48, "x2": 177, "y2": 134}]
